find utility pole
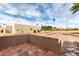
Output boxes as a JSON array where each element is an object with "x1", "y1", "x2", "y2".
[
  {"x1": 66, "y1": 18, "x2": 69, "y2": 32},
  {"x1": 2, "y1": 24, "x2": 6, "y2": 34},
  {"x1": 52, "y1": 18, "x2": 55, "y2": 31}
]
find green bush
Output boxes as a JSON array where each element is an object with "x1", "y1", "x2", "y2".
[{"x1": 41, "y1": 26, "x2": 52, "y2": 31}]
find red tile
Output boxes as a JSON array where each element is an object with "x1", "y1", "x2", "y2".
[{"x1": 0, "y1": 43, "x2": 61, "y2": 56}]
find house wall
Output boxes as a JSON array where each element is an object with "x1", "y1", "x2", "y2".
[
  {"x1": 0, "y1": 24, "x2": 12, "y2": 33},
  {"x1": 14, "y1": 23, "x2": 28, "y2": 33},
  {"x1": 0, "y1": 23, "x2": 41, "y2": 34},
  {"x1": 13, "y1": 23, "x2": 41, "y2": 33},
  {"x1": 6, "y1": 25, "x2": 12, "y2": 33}
]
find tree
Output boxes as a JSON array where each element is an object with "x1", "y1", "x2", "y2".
[
  {"x1": 41, "y1": 26, "x2": 52, "y2": 31},
  {"x1": 69, "y1": 3, "x2": 79, "y2": 14}
]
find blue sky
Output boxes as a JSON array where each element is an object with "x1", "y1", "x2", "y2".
[{"x1": 0, "y1": 3, "x2": 79, "y2": 28}]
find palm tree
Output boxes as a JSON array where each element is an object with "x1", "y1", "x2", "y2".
[{"x1": 69, "y1": 3, "x2": 79, "y2": 14}]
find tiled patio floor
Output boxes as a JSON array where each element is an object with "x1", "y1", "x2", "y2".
[{"x1": 0, "y1": 43, "x2": 62, "y2": 56}]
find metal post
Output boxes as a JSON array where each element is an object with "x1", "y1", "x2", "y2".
[{"x1": 66, "y1": 19, "x2": 68, "y2": 32}]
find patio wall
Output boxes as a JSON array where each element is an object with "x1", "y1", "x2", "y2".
[
  {"x1": 29, "y1": 34, "x2": 61, "y2": 53},
  {"x1": 0, "y1": 34, "x2": 29, "y2": 50},
  {"x1": 0, "y1": 34, "x2": 61, "y2": 53}
]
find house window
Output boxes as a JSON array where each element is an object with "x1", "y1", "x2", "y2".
[
  {"x1": 30, "y1": 28, "x2": 32, "y2": 31},
  {"x1": 21, "y1": 30, "x2": 23, "y2": 33},
  {"x1": 1, "y1": 30, "x2": 4, "y2": 33},
  {"x1": 16, "y1": 29, "x2": 18, "y2": 31},
  {"x1": 38, "y1": 30, "x2": 40, "y2": 33},
  {"x1": 33, "y1": 30, "x2": 36, "y2": 33},
  {"x1": 16, "y1": 29, "x2": 20, "y2": 32}
]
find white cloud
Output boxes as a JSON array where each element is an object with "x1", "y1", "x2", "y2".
[
  {"x1": 69, "y1": 16, "x2": 79, "y2": 24},
  {"x1": 0, "y1": 3, "x2": 17, "y2": 14},
  {"x1": 0, "y1": 14, "x2": 32, "y2": 25},
  {"x1": 6, "y1": 7, "x2": 17, "y2": 14},
  {"x1": 0, "y1": 3, "x2": 79, "y2": 28},
  {"x1": 25, "y1": 9, "x2": 41, "y2": 17},
  {"x1": 10, "y1": 4, "x2": 41, "y2": 17}
]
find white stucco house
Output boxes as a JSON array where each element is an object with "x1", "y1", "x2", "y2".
[{"x1": 0, "y1": 23, "x2": 41, "y2": 34}]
